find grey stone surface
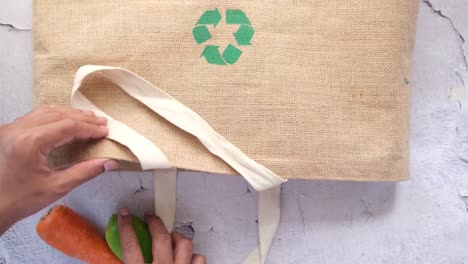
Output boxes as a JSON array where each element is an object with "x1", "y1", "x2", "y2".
[{"x1": 1, "y1": 0, "x2": 467, "y2": 263}]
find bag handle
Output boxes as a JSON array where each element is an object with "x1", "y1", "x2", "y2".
[{"x1": 71, "y1": 65, "x2": 286, "y2": 263}]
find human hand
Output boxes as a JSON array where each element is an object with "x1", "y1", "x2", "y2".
[
  {"x1": 118, "y1": 208, "x2": 206, "y2": 264},
  {"x1": 0, "y1": 106, "x2": 119, "y2": 234}
]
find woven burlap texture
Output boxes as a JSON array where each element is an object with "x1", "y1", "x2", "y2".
[{"x1": 34, "y1": 0, "x2": 418, "y2": 180}]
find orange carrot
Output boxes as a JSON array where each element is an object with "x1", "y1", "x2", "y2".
[{"x1": 36, "y1": 205, "x2": 122, "y2": 264}]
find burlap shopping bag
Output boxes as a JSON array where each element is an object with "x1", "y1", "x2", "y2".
[{"x1": 34, "y1": 0, "x2": 419, "y2": 262}]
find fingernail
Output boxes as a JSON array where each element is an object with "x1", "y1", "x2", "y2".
[
  {"x1": 104, "y1": 160, "x2": 119, "y2": 171},
  {"x1": 120, "y1": 208, "x2": 129, "y2": 216},
  {"x1": 99, "y1": 126, "x2": 109, "y2": 134},
  {"x1": 144, "y1": 212, "x2": 154, "y2": 217},
  {"x1": 83, "y1": 110, "x2": 95, "y2": 116},
  {"x1": 97, "y1": 116, "x2": 107, "y2": 123}
]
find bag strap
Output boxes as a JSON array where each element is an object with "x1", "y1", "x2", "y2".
[
  {"x1": 242, "y1": 185, "x2": 281, "y2": 264},
  {"x1": 153, "y1": 169, "x2": 177, "y2": 231},
  {"x1": 71, "y1": 65, "x2": 286, "y2": 263}
]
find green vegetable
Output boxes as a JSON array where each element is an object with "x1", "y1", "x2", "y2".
[{"x1": 105, "y1": 214, "x2": 153, "y2": 263}]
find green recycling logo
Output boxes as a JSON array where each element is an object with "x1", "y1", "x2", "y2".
[{"x1": 192, "y1": 9, "x2": 254, "y2": 65}]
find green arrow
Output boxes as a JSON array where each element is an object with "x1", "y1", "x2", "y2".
[
  {"x1": 197, "y1": 8, "x2": 222, "y2": 27},
  {"x1": 226, "y1": 10, "x2": 251, "y2": 25},
  {"x1": 233, "y1": 25, "x2": 254, "y2": 46},
  {"x1": 222, "y1": 44, "x2": 242, "y2": 65},
  {"x1": 201, "y1": 45, "x2": 227, "y2": 65},
  {"x1": 193, "y1": 25, "x2": 212, "y2": 45}
]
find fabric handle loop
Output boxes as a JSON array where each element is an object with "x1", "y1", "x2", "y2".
[{"x1": 72, "y1": 65, "x2": 285, "y2": 191}]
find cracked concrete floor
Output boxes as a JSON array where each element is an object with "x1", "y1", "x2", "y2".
[{"x1": 1, "y1": 0, "x2": 468, "y2": 263}]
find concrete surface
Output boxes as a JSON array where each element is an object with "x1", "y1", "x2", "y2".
[{"x1": 1, "y1": 0, "x2": 468, "y2": 263}]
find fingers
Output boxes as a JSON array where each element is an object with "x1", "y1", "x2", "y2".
[
  {"x1": 172, "y1": 232, "x2": 194, "y2": 264},
  {"x1": 34, "y1": 119, "x2": 108, "y2": 154},
  {"x1": 52, "y1": 159, "x2": 118, "y2": 195},
  {"x1": 118, "y1": 208, "x2": 145, "y2": 264},
  {"x1": 20, "y1": 105, "x2": 106, "y2": 128},
  {"x1": 145, "y1": 214, "x2": 173, "y2": 264},
  {"x1": 191, "y1": 255, "x2": 207, "y2": 264},
  {"x1": 115, "y1": 213, "x2": 204, "y2": 264}
]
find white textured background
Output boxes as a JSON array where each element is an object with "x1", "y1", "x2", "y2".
[{"x1": 1, "y1": 0, "x2": 468, "y2": 263}]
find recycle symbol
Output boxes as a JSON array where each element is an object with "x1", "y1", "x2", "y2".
[{"x1": 192, "y1": 9, "x2": 254, "y2": 65}]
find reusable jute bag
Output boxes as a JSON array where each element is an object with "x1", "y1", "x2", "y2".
[{"x1": 34, "y1": 0, "x2": 419, "y2": 262}]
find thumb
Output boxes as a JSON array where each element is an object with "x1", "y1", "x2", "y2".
[{"x1": 53, "y1": 159, "x2": 119, "y2": 192}]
